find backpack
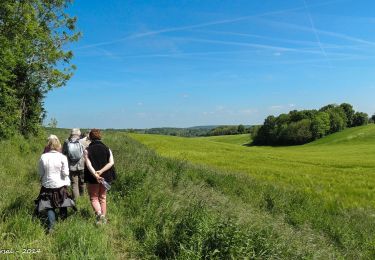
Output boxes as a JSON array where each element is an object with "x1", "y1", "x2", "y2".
[{"x1": 67, "y1": 140, "x2": 83, "y2": 163}]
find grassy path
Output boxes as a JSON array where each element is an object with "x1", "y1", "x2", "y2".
[{"x1": 0, "y1": 134, "x2": 122, "y2": 259}]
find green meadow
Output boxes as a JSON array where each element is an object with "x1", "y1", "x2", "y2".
[
  {"x1": 1, "y1": 126, "x2": 375, "y2": 258},
  {"x1": 131, "y1": 125, "x2": 375, "y2": 208},
  {"x1": 196, "y1": 134, "x2": 252, "y2": 145}
]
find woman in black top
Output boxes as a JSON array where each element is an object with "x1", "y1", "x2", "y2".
[{"x1": 84, "y1": 129, "x2": 115, "y2": 225}]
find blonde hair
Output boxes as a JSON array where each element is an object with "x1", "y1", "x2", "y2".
[
  {"x1": 47, "y1": 135, "x2": 61, "y2": 151},
  {"x1": 47, "y1": 134, "x2": 58, "y2": 142}
]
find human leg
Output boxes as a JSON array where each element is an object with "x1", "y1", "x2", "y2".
[
  {"x1": 59, "y1": 207, "x2": 67, "y2": 220},
  {"x1": 97, "y1": 184, "x2": 107, "y2": 224},
  {"x1": 87, "y1": 184, "x2": 101, "y2": 215},
  {"x1": 70, "y1": 171, "x2": 79, "y2": 200},
  {"x1": 47, "y1": 209, "x2": 56, "y2": 231},
  {"x1": 98, "y1": 183, "x2": 107, "y2": 216},
  {"x1": 78, "y1": 170, "x2": 85, "y2": 196}
]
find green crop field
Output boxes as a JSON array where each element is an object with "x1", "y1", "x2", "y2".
[
  {"x1": 197, "y1": 134, "x2": 251, "y2": 145},
  {"x1": 1, "y1": 127, "x2": 375, "y2": 258},
  {"x1": 130, "y1": 125, "x2": 375, "y2": 209}
]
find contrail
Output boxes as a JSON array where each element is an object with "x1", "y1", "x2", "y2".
[
  {"x1": 258, "y1": 18, "x2": 375, "y2": 47},
  {"x1": 75, "y1": 0, "x2": 347, "y2": 50},
  {"x1": 175, "y1": 37, "x2": 328, "y2": 55},
  {"x1": 303, "y1": 0, "x2": 331, "y2": 67},
  {"x1": 190, "y1": 29, "x2": 343, "y2": 48}
]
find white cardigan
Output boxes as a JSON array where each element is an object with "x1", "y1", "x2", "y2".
[{"x1": 39, "y1": 151, "x2": 70, "y2": 188}]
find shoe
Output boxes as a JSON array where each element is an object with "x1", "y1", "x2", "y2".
[
  {"x1": 95, "y1": 213, "x2": 102, "y2": 225},
  {"x1": 100, "y1": 215, "x2": 107, "y2": 225}
]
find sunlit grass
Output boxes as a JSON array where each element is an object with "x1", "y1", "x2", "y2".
[
  {"x1": 197, "y1": 134, "x2": 251, "y2": 145},
  {"x1": 1, "y1": 127, "x2": 375, "y2": 258},
  {"x1": 130, "y1": 124, "x2": 375, "y2": 208}
]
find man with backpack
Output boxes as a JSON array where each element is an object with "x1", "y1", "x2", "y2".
[{"x1": 62, "y1": 128, "x2": 85, "y2": 200}]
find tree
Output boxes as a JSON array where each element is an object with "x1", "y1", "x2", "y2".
[
  {"x1": 319, "y1": 104, "x2": 337, "y2": 112},
  {"x1": 252, "y1": 103, "x2": 366, "y2": 146},
  {"x1": 237, "y1": 124, "x2": 245, "y2": 134},
  {"x1": 370, "y1": 114, "x2": 375, "y2": 123},
  {"x1": 340, "y1": 103, "x2": 355, "y2": 127},
  {"x1": 252, "y1": 116, "x2": 277, "y2": 145},
  {"x1": 310, "y1": 112, "x2": 330, "y2": 139},
  {"x1": 0, "y1": 0, "x2": 80, "y2": 138},
  {"x1": 284, "y1": 119, "x2": 313, "y2": 145},
  {"x1": 352, "y1": 112, "x2": 368, "y2": 126},
  {"x1": 324, "y1": 107, "x2": 347, "y2": 133},
  {"x1": 47, "y1": 117, "x2": 58, "y2": 128}
]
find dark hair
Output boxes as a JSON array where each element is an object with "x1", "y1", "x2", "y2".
[{"x1": 89, "y1": 129, "x2": 101, "y2": 140}]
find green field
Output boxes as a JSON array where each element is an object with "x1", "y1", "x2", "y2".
[
  {"x1": 1, "y1": 127, "x2": 375, "y2": 258},
  {"x1": 131, "y1": 125, "x2": 375, "y2": 208},
  {"x1": 197, "y1": 134, "x2": 251, "y2": 145}
]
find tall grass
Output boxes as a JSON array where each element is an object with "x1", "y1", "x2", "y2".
[{"x1": 0, "y1": 129, "x2": 373, "y2": 258}]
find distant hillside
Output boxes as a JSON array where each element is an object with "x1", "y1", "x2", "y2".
[
  {"x1": 187, "y1": 125, "x2": 220, "y2": 130},
  {"x1": 142, "y1": 125, "x2": 254, "y2": 137},
  {"x1": 307, "y1": 124, "x2": 375, "y2": 145}
]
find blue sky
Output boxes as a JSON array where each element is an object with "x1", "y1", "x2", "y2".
[{"x1": 45, "y1": 0, "x2": 375, "y2": 128}]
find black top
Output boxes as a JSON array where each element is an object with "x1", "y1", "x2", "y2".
[{"x1": 84, "y1": 140, "x2": 115, "y2": 184}]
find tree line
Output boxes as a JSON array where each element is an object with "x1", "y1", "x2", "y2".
[
  {"x1": 252, "y1": 103, "x2": 369, "y2": 145},
  {"x1": 141, "y1": 125, "x2": 254, "y2": 137},
  {"x1": 0, "y1": 0, "x2": 79, "y2": 139}
]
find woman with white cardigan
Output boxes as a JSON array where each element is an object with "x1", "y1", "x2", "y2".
[{"x1": 36, "y1": 135, "x2": 75, "y2": 233}]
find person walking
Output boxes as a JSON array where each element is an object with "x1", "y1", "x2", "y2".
[
  {"x1": 35, "y1": 136, "x2": 75, "y2": 233},
  {"x1": 84, "y1": 129, "x2": 115, "y2": 225},
  {"x1": 62, "y1": 128, "x2": 85, "y2": 200}
]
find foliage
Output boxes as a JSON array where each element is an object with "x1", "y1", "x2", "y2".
[
  {"x1": 253, "y1": 103, "x2": 368, "y2": 145},
  {"x1": 144, "y1": 127, "x2": 211, "y2": 137},
  {"x1": 206, "y1": 125, "x2": 252, "y2": 136},
  {"x1": 47, "y1": 117, "x2": 58, "y2": 128},
  {"x1": 0, "y1": 0, "x2": 79, "y2": 138},
  {"x1": 352, "y1": 112, "x2": 369, "y2": 127},
  {"x1": 141, "y1": 125, "x2": 254, "y2": 137}
]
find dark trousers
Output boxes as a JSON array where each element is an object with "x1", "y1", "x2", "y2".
[{"x1": 47, "y1": 207, "x2": 67, "y2": 230}]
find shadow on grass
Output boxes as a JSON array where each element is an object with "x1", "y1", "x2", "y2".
[{"x1": 1, "y1": 195, "x2": 30, "y2": 220}]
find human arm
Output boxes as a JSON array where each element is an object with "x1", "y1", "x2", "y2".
[
  {"x1": 38, "y1": 158, "x2": 45, "y2": 181},
  {"x1": 96, "y1": 149, "x2": 114, "y2": 176},
  {"x1": 61, "y1": 155, "x2": 69, "y2": 177},
  {"x1": 84, "y1": 149, "x2": 103, "y2": 182},
  {"x1": 62, "y1": 140, "x2": 68, "y2": 156}
]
